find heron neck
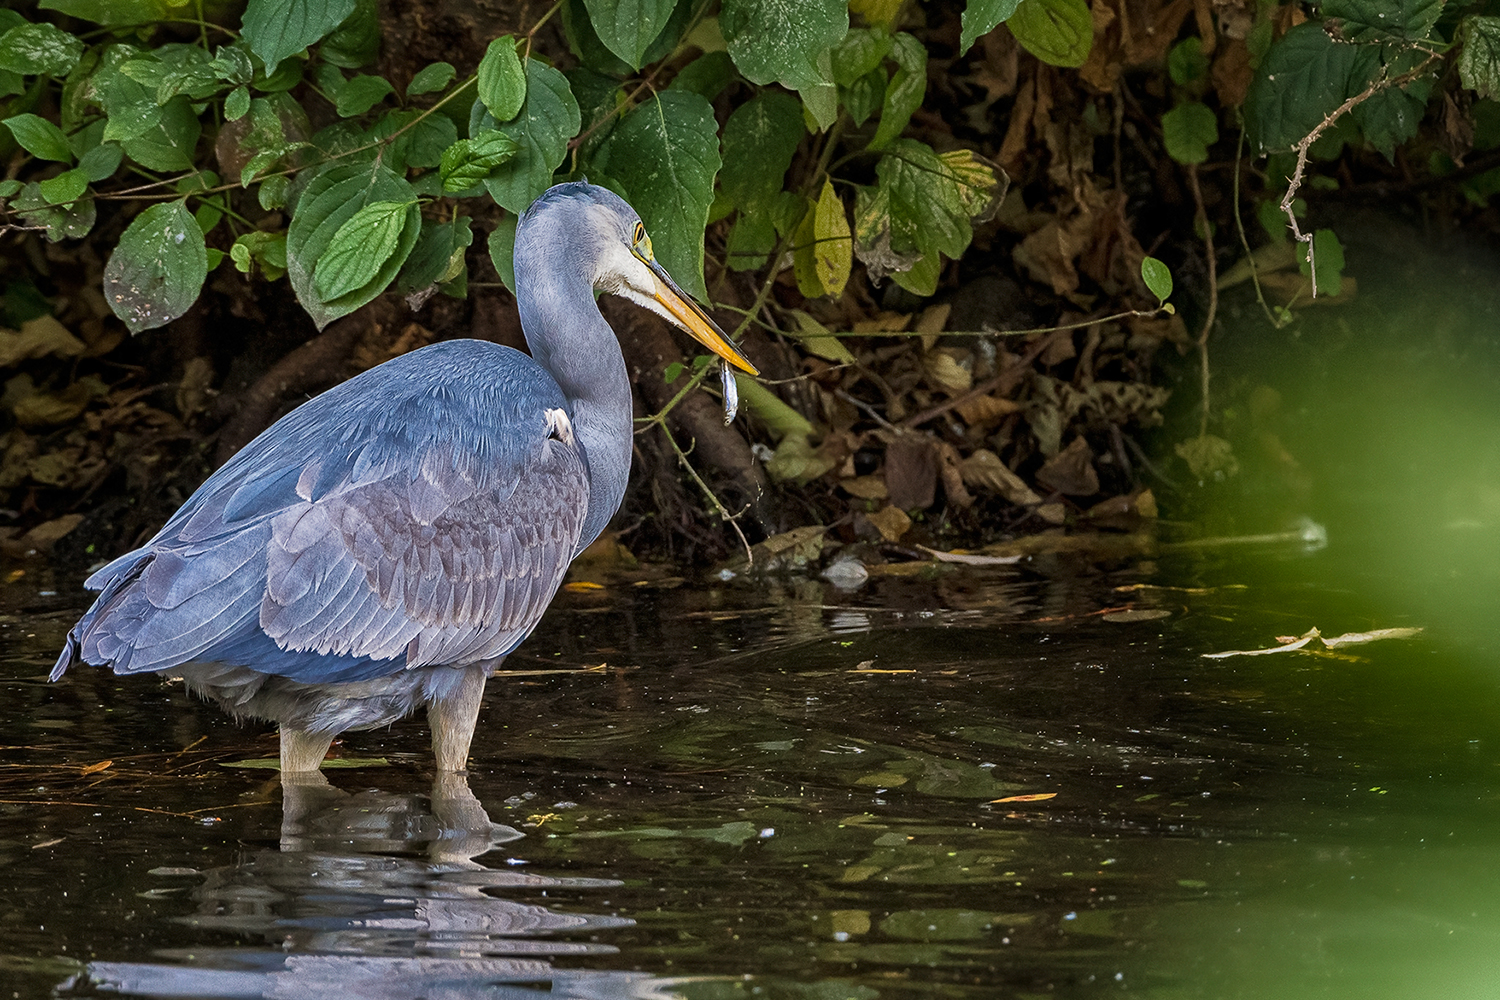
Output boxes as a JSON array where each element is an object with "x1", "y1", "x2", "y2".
[{"x1": 516, "y1": 268, "x2": 633, "y2": 552}]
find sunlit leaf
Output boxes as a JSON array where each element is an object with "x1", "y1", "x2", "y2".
[
  {"x1": 795, "y1": 179, "x2": 851, "y2": 297},
  {"x1": 1140, "y1": 256, "x2": 1173, "y2": 301},
  {"x1": 440, "y1": 130, "x2": 520, "y2": 193},
  {"x1": 104, "y1": 201, "x2": 207, "y2": 334}
]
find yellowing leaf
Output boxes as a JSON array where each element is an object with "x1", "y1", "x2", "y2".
[
  {"x1": 812, "y1": 178, "x2": 852, "y2": 296},
  {"x1": 991, "y1": 792, "x2": 1057, "y2": 803}
]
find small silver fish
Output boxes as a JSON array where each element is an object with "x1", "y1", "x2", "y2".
[{"x1": 720, "y1": 359, "x2": 739, "y2": 425}]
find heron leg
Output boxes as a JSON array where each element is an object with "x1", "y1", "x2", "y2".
[
  {"x1": 279, "y1": 725, "x2": 334, "y2": 773},
  {"x1": 429, "y1": 668, "x2": 487, "y2": 773}
]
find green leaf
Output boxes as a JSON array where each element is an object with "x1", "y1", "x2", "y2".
[
  {"x1": 1245, "y1": 23, "x2": 1377, "y2": 152},
  {"x1": 798, "y1": 178, "x2": 852, "y2": 297},
  {"x1": 719, "y1": 91, "x2": 804, "y2": 213},
  {"x1": 0, "y1": 22, "x2": 84, "y2": 77},
  {"x1": 799, "y1": 74, "x2": 839, "y2": 132},
  {"x1": 242, "y1": 0, "x2": 357, "y2": 74},
  {"x1": 721, "y1": 0, "x2": 848, "y2": 92},
  {"x1": 487, "y1": 214, "x2": 518, "y2": 294},
  {"x1": 368, "y1": 109, "x2": 456, "y2": 171},
  {"x1": 103, "y1": 201, "x2": 207, "y2": 333},
  {"x1": 38, "y1": 0, "x2": 172, "y2": 24},
  {"x1": 669, "y1": 50, "x2": 735, "y2": 101},
  {"x1": 258, "y1": 173, "x2": 290, "y2": 210},
  {"x1": 1352, "y1": 46, "x2": 1432, "y2": 160},
  {"x1": 1323, "y1": 0, "x2": 1443, "y2": 43},
  {"x1": 477, "y1": 59, "x2": 581, "y2": 214},
  {"x1": 583, "y1": 0, "x2": 678, "y2": 70},
  {"x1": 11, "y1": 180, "x2": 95, "y2": 241},
  {"x1": 830, "y1": 28, "x2": 892, "y2": 86},
  {"x1": 286, "y1": 161, "x2": 420, "y2": 327},
  {"x1": 38, "y1": 167, "x2": 87, "y2": 205},
  {"x1": 407, "y1": 61, "x2": 455, "y2": 96},
  {"x1": 335, "y1": 73, "x2": 393, "y2": 117},
  {"x1": 1460, "y1": 16, "x2": 1500, "y2": 100},
  {"x1": 726, "y1": 210, "x2": 777, "y2": 271},
  {"x1": 960, "y1": 0, "x2": 1023, "y2": 55},
  {"x1": 843, "y1": 67, "x2": 885, "y2": 127},
  {"x1": 209, "y1": 45, "x2": 254, "y2": 85},
  {"x1": 440, "y1": 130, "x2": 520, "y2": 192},
  {"x1": 869, "y1": 33, "x2": 926, "y2": 151},
  {"x1": 593, "y1": 90, "x2": 721, "y2": 301},
  {"x1": 1140, "y1": 256, "x2": 1172, "y2": 301},
  {"x1": 78, "y1": 141, "x2": 121, "y2": 181},
  {"x1": 321, "y1": 0, "x2": 380, "y2": 68},
  {"x1": 121, "y1": 96, "x2": 201, "y2": 171},
  {"x1": 226, "y1": 84, "x2": 251, "y2": 121},
  {"x1": 477, "y1": 36, "x2": 526, "y2": 123},
  {"x1": 877, "y1": 139, "x2": 971, "y2": 261},
  {"x1": 4, "y1": 114, "x2": 73, "y2": 162},
  {"x1": 1006, "y1": 0, "x2": 1094, "y2": 68},
  {"x1": 230, "y1": 230, "x2": 288, "y2": 279},
  {"x1": 1162, "y1": 102, "x2": 1218, "y2": 164},
  {"x1": 397, "y1": 214, "x2": 473, "y2": 297},
  {"x1": 0, "y1": 179, "x2": 20, "y2": 199},
  {"x1": 314, "y1": 199, "x2": 412, "y2": 302},
  {"x1": 1168, "y1": 37, "x2": 1208, "y2": 86}
]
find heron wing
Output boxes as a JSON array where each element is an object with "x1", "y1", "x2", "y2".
[{"x1": 61, "y1": 340, "x2": 591, "y2": 679}]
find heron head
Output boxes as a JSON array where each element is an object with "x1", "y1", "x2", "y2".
[{"x1": 521, "y1": 183, "x2": 759, "y2": 376}]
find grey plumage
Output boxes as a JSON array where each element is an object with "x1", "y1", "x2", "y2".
[{"x1": 52, "y1": 182, "x2": 759, "y2": 772}]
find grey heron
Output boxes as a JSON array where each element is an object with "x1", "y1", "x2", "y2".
[{"x1": 51, "y1": 181, "x2": 758, "y2": 773}]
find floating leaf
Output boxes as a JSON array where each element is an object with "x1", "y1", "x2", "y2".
[
  {"x1": 719, "y1": 91, "x2": 804, "y2": 213},
  {"x1": 1006, "y1": 0, "x2": 1093, "y2": 68},
  {"x1": 477, "y1": 36, "x2": 526, "y2": 123},
  {"x1": 104, "y1": 201, "x2": 208, "y2": 334},
  {"x1": 991, "y1": 792, "x2": 1057, "y2": 803},
  {"x1": 720, "y1": 0, "x2": 848, "y2": 92},
  {"x1": 4, "y1": 113, "x2": 72, "y2": 162},
  {"x1": 582, "y1": 0, "x2": 678, "y2": 70},
  {"x1": 960, "y1": 0, "x2": 1023, "y2": 54},
  {"x1": 313, "y1": 199, "x2": 412, "y2": 302},
  {"x1": 478, "y1": 59, "x2": 580, "y2": 214},
  {"x1": 593, "y1": 90, "x2": 720, "y2": 301},
  {"x1": 241, "y1": 0, "x2": 357, "y2": 74}
]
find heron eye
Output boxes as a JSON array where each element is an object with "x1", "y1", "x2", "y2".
[{"x1": 633, "y1": 222, "x2": 646, "y2": 245}]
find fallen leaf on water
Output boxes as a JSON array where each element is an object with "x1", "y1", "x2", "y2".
[
  {"x1": 990, "y1": 793, "x2": 1057, "y2": 803},
  {"x1": 918, "y1": 544, "x2": 1023, "y2": 566},
  {"x1": 1203, "y1": 626, "x2": 1423, "y2": 659},
  {"x1": 32, "y1": 837, "x2": 64, "y2": 849},
  {"x1": 1102, "y1": 609, "x2": 1171, "y2": 623},
  {"x1": 1321, "y1": 627, "x2": 1424, "y2": 648},
  {"x1": 78, "y1": 760, "x2": 112, "y2": 775},
  {"x1": 563, "y1": 581, "x2": 605, "y2": 592}
]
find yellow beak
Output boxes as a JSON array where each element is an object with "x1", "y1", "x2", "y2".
[{"x1": 643, "y1": 258, "x2": 760, "y2": 376}]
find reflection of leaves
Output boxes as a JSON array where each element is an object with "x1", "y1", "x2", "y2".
[{"x1": 574, "y1": 820, "x2": 759, "y2": 845}]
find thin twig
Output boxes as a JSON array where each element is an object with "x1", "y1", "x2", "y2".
[
  {"x1": 659, "y1": 424, "x2": 754, "y2": 567},
  {"x1": 1185, "y1": 163, "x2": 1217, "y2": 437}
]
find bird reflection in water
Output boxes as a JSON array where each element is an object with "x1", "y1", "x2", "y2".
[{"x1": 67, "y1": 773, "x2": 675, "y2": 999}]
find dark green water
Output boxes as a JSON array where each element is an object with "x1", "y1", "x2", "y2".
[{"x1": 4, "y1": 217, "x2": 1500, "y2": 999}]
